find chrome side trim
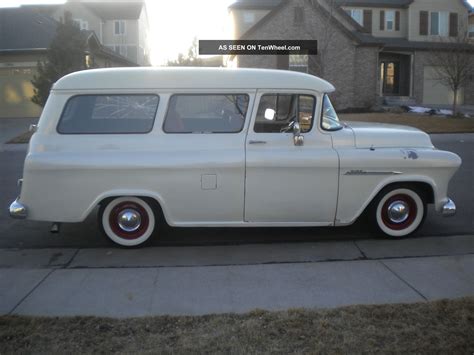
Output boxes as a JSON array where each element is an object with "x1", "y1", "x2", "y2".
[
  {"x1": 344, "y1": 170, "x2": 403, "y2": 176},
  {"x1": 9, "y1": 198, "x2": 27, "y2": 219},
  {"x1": 442, "y1": 198, "x2": 456, "y2": 217}
]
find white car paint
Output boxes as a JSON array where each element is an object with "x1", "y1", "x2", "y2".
[{"x1": 12, "y1": 67, "x2": 461, "y2": 232}]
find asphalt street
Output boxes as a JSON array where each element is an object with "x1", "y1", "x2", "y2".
[{"x1": 0, "y1": 133, "x2": 473, "y2": 248}]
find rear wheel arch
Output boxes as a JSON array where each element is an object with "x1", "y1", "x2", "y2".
[{"x1": 98, "y1": 194, "x2": 168, "y2": 226}]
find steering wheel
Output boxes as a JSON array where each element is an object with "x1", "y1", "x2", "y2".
[{"x1": 280, "y1": 118, "x2": 297, "y2": 133}]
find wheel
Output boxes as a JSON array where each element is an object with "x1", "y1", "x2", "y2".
[
  {"x1": 99, "y1": 196, "x2": 156, "y2": 247},
  {"x1": 372, "y1": 186, "x2": 426, "y2": 238}
]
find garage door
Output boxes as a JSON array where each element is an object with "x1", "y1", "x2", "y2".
[
  {"x1": 0, "y1": 67, "x2": 42, "y2": 118},
  {"x1": 423, "y1": 66, "x2": 463, "y2": 106}
]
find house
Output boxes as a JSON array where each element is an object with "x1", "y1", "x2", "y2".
[
  {"x1": 0, "y1": 0, "x2": 149, "y2": 118},
  {"x1": 228, "y1": 0, "x2": 474, "y2": 110},
  {"x1": 45, "y1": 0, "x2": 151, "y2": 66}
]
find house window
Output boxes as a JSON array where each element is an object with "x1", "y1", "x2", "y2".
[
  {"x1": 469, "y1": 24, "x2": 474, "y2": 38},
  {"x1": 430, "y1": 11, "x2": 449, "y2": 36},
  {"x1": 386, "y1": 10, "x2": 395, "y2": 31},
  {"x1": 73, "y1": 19, "x2": 88, "y2": 30},
  {"x1": 114, "y1": 45, "x2": 127, "y2": 57},
  {"x1": 243, "y1": 12, "x2": 255, "y2": 24},
  {"x1": 289, "y1": 54, "x2": 308, "y2": 73},
  {"x1": 346, "y1": 9, "x2": 363, "y2": 26},
  {"x1": 114, "y1": 20, "x2": 126, "y2": 35}
]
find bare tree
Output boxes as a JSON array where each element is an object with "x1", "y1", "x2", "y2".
[{"x1": 426, "y1": 29, "x2": 474, "y2": 116}]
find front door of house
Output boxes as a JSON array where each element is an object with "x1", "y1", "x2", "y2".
[{"x1": 381, "y1": 61, "x2": 400, "y2": 95}]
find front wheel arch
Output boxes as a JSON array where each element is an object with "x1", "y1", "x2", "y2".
[
  {"x1": 370, "y1": 181, "x2": 434, "y2": 206},
  {"x1": 367, "y1": 183, "x2": 429, "y2": 238}
]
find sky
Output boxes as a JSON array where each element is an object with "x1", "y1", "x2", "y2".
[{"x1": 1, "y1": 0, "x2": 473, "y2": 65}]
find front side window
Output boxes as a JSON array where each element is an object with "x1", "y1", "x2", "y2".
[
  {"x1": 254, "y1": 94, "x2": 315, "y2": 133},
  {"x1": 57, "y1": 95, "x2": 159, "y2": 134},
  {"x1": 321, "y1": 94, "x2": 342, "y2": 131},
  {"x1": 163, "y1": 94, "x2": 249, "y2": 133}
]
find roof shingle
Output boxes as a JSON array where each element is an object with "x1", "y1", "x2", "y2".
[{"x1": 0, "y1": 7, "x2": 57, "y2": 51}]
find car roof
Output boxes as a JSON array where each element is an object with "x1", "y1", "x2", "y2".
[{"x1": 52, "y1": 67, "x2": 335, "y2": 93}]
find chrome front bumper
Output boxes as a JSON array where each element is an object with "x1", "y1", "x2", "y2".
[
  {"x1": 9, "y1": 198, "x2": 27, "y2": 219},
  {"x1": 442, "y1": 198, "x2": 456, "y2": 217}
]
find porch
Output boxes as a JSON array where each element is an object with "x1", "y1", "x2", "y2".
[{"x1": 378, "y1": 52, "x2": 414, "y2": 105}]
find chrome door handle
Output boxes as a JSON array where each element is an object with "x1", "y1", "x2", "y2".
[{"x1": 248, "y1": 140, "x2": 267, "y2": 145}]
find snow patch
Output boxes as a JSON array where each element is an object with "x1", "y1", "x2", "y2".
[{"x1": 407, "y1": 106, "x2": 453, "y2": 116}]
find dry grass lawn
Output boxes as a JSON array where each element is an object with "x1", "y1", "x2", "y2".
[
  {"x1": 339, "y1": 112, "x2": 474, "y2": 134},
  {"x1": 1, "y1": 297, "x2": 473, "y2": 354}
]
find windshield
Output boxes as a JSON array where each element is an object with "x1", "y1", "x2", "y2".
[{"x1": 321, "y1": 94, "x2": 343, "y2": 131}]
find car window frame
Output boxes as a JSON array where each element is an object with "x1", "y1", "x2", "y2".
[
  {"x1": 253, "y1": 93, "x2": 317, "y2": 134},
  {"x1": 56, "y1": 93, "x2": 160, "y2": 135},
  {"x1": 319, "y1": 93, "x2": 343, "y2": 132}
]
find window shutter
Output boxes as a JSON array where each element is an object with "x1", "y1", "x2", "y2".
[
  {"x1": 380, "y1": 10, "x2": 385, "y2": 31},
  {"x1": 449, "y1": 13, "x2": 458, "y2": 37},
  {"x1": 395, "y1": 11, "x2": 400, "y2": 31},
  {"x1": 363, "y1": 10, "x2": 372, "y2": 33},
  {"x1": 419, "y1": 11, "x2": 428, "y2": 35}
]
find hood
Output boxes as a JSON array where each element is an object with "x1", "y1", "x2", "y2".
[{"x1": 345, "y1": 121, "x2": 434, "y2": 149}]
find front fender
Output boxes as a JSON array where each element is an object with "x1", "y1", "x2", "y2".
[{"x1": 335, "y1": 148, "x2": 461, "y2": 225}]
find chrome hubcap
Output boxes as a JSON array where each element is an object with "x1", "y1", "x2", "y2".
[
  {"x1": 117, "y1": 209, "x2": 141, "y2": 232},
  {"x1": 387, "y1": 201, "x2": 410, "y2": 223}
]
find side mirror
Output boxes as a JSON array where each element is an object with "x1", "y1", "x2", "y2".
[
  {"x1": 264, "y1": 108, "x2": 276, "y2": 121},
  {"x1": 293, "y1": 122, "x2": 304, "y2": 146}
]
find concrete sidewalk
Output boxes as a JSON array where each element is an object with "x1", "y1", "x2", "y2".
[{"x1": 1, "y1": 235, "x2": 473, "y2": 317}]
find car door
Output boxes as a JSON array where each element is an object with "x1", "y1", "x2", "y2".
[
  {"x1": 157, "y1": 92, "x2": 253, "y2": 225},
  {"x1": 244, "y1": 90, "x2": 339, "y2": 224}
]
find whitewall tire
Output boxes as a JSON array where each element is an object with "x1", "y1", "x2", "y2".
[
  {"x1": 99, "y1": 197, "x2": 156, "y2": 247},
  {"x1": 373, "y1": 187, "x2": 426, "y2": 238}
]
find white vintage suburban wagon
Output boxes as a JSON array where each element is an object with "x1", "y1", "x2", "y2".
[{"x1": 10, "y1": 67, "x2": 461, "y2": 247}]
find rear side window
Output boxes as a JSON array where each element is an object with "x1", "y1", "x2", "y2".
[
  {"x1": 57, "y1": 94, "x2": 159, "y2": 134},
  {"x1": 163, "y1": 94, "x2": 249, "y2": 133}
]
